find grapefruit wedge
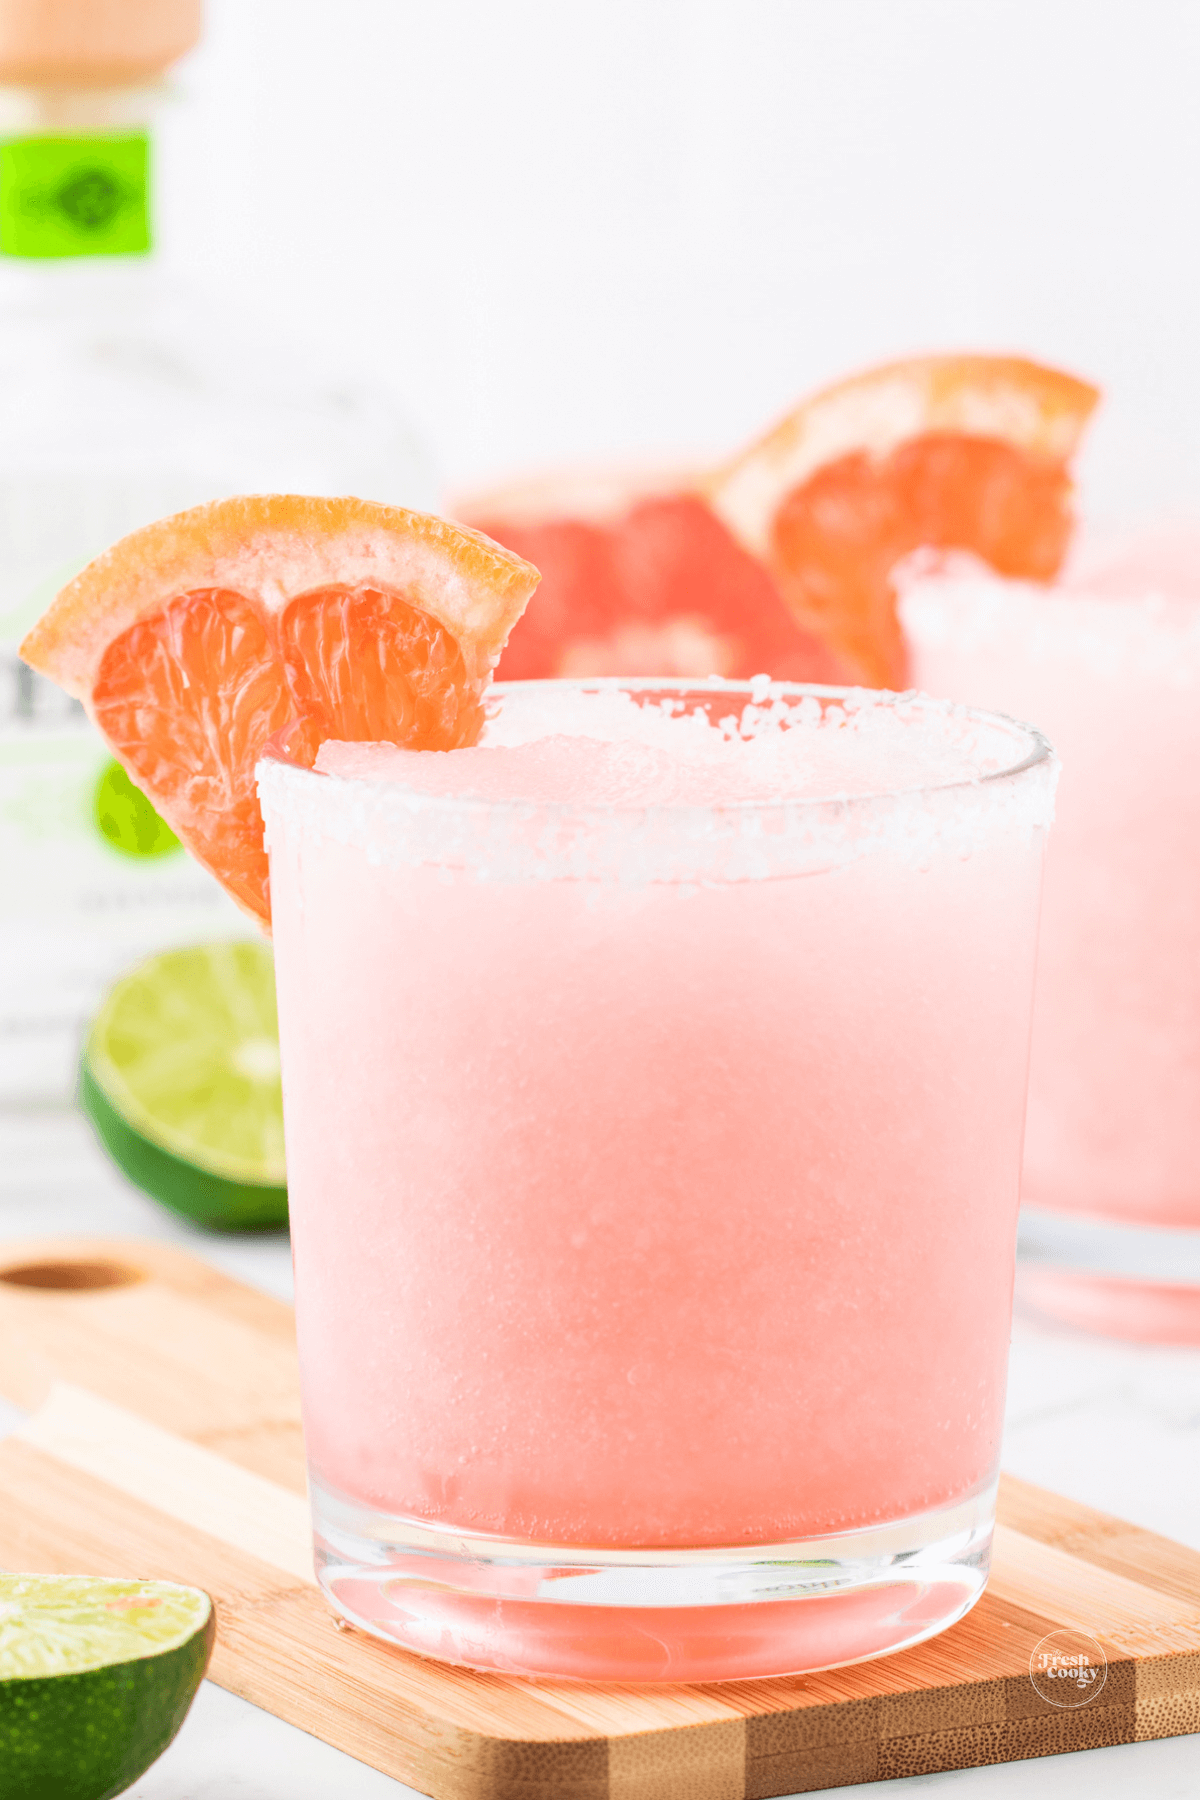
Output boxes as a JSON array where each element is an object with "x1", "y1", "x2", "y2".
[
  {"x1": 19, "y1": 495, "x2": 540, "y2": 924},
  {"x1": 457, "y1": 468, "x2": 844, "y2": 686},
  {"x1": 465, "y1": 356, "x2": 1098, "y2": 693},
  {"x1": 706, "y1": 354, "x2": 1101, "y2": 688}
]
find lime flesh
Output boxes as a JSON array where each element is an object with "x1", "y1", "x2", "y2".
[
  {"x1": 93, "y1": 759, "x2": 182, "y2": 859},
  {"x1": 80, "y1": 942, "x2": 288, "y2": 1232},
  {"x1": 0, "y1": 1574, "x2": 214, "y2": 1800}
]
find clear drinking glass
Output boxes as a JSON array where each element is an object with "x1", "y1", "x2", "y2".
[
  {"x1": 904, "y1": 549, "x2": 1200, "y2": 1345},
  {"x1": 257, "y1": 678, "x2": 1055, "y2": 1682}
]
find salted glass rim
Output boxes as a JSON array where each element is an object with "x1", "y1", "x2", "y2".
[{"x1": 257, "y1": 676, "x2": 1054, "y2": 821}]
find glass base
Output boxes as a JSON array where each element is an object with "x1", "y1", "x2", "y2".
[
  {"x1": 1018, "y1": 1207, "x2": 1200, "y2": 1345},
  {"x1": 311, "y1": 1476, "x2": 995, "y2": 1682}
]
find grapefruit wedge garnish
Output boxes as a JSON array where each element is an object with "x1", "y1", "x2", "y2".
[
  {"x1": 462, "y1": 355, "x2": 1098, "y2": 693},
  {"x1": 705, "y1": 354, "x2": 1101, "y2": 688},
  {"x1": 457, "y1": 468, "x2": 844, "y2": 686},
  {"x1": 19, "y1": 495, "x2": 540, "y2": 925}
]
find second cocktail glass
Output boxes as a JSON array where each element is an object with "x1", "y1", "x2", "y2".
[
  {"x1": 258, "y1": 678, "x2": 1055, "y2": 1682},
  {"x1": 905, "y1": 544, "x2": 1200, "y2": 1343}
]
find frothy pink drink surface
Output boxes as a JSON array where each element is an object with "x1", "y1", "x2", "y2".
[
  {"x1": 905, "y1": 533, "x2": 1200, "y2": 1230},
  {"x1": 265, "y1": 688, "x2": 1049, "y2": 1548},
  {"x1": 315, "y1": 696, "x2": 990, "y2": 806}
]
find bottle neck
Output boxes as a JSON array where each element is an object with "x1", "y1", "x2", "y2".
[{"x1": 0, "y1": 83, "x2": 159, "y2": 267}]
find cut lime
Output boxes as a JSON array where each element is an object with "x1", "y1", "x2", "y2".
[
  {"x1": 93, "y1": 758, "x2": 182, "y2": 859},
  {"x1": 80, "y1": 941, "x2": 288, "y2": 1232},
  {"x1": 0, "y1": 1574, "x2": 214, "y2": 1800}
]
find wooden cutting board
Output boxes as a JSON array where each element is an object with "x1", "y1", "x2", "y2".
[{"x1": 0, "y1": 1236, "x2": 1196, "y2": 1799}]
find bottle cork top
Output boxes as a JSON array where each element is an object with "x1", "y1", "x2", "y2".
[{"x1": 0, "y1": 0, "x2": 201, "y2": 85}]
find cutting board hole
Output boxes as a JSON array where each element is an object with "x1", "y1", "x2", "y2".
[{"x1": 0, "y1": 1259, "x2": 145, "y2": 1292}]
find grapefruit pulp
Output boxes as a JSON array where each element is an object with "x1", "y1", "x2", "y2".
[
  {"x1": 707, "y1": 354, "x2": 1100, "y2": 688},
  {"x1": 19, "y1": 495, "x2": 540, "y2": 924},
  {"x1": 459, "y1": 468, "x2": 843, "y2": 685},
  {"x1": 462, "y1": 356, "x2": 1099, "y2": 692}
]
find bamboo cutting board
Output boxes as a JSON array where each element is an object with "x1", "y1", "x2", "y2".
[{"x1": 0, "y1": 1237, "x2": 1196, "y2": 1799}]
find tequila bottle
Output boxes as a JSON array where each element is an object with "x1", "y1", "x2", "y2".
[{"x1": 0, "y1": 35, "x2": 432, "y2": 1103}]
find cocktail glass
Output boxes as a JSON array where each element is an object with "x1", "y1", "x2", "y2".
[
  {"x1": 904, "y1": 541, "x2": 1200, "y2": 1343},
  {"x1": 257, "y1": 677, "x2": 1054, "y2": 1682}
]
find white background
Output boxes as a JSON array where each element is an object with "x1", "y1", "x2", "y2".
[{"x1": 161, "y1": 0, "x2": 1200, "y2": 521}]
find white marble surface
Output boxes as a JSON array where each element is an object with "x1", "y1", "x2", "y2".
[{"x1": 1, "y1": 1108, "x2": 1198, "y2": 1799}]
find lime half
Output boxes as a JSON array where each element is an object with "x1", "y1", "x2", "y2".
[
  {"x1": 93, "y1": 759, "x2": 182, "y2": 859},
  {"x1": 0, "y1": 1574, "x2": 214, "y2": 1800},
  {"x1": 80, "y1": 941, "x2": 288, "y2": 1232}
]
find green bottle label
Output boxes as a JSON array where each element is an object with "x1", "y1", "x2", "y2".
[{"x1": 0, "y1": 132, "x2": 150, "y2": 259}]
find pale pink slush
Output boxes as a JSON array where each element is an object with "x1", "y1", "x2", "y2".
[
  {"x1": 904, "y1": 536, "x2": 1200, "y2": 1232},
  {"x1": 263, "y1": 685, "x2": 1051, "y2": 1552}
]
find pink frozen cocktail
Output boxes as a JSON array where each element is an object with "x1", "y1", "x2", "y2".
[
  {"x1": 258, "y1": 678, "x2": 1054, "y2": 1680},
  {"x1": 905, "y1": 534, "x2": 1200, "y2": 1343}
]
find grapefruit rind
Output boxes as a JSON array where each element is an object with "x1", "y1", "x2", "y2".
[
  {"x1": 707, "y1": 355, "x2": 1101, "y2": 558},
  {"x1": 20, "y1": 494, "x2": 540, "y2": 702}
]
